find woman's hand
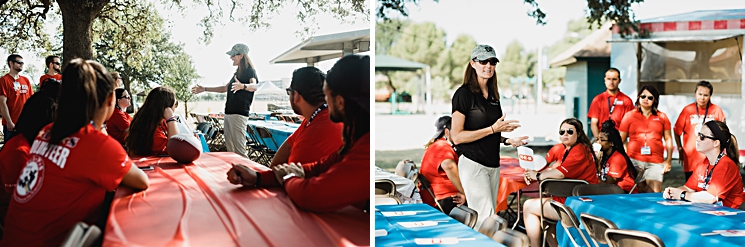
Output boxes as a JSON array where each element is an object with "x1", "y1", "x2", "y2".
[
  {"x1": 452, "y1": 193, "x2": 466, "y2": 206},
  {"x1": 191, "y1": 85, "x2": 205, "y2": 94},
  {"x1": 523, "y1": 170, "x2": 537, "y2": 185},
  {"x1": 163, "y1": 107, "x2": 174, "y2": 120},
  {"x1": 662, "y1": 160, "x2": 672, "y2": 174},
  {"x1": 507, "y1": 136, "x2": 530, "y2": 147},
  {"x1": 491, "y1": 115, "x2": 520, "y2": 134}
]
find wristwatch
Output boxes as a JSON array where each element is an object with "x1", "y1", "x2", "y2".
[
  {"x1": 679, "y1": 191, "x2": 687, "y2": 201},
  {"x1": 282, "y1": 173, "x2": 298, "y2": 184}
]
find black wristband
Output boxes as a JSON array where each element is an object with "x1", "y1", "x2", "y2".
[
  {"x1": 502, "y1": 138, "x2": 509, "y2": 145},
  {"x1": 536, "y1": 172, "x2": 541, "y2": 182},
  {"x1": 254, "y1": 172, "x2": 261, "y2": 186},
  {"x1": 679, "y1": 191, "x2": 687, "y2": 201}
]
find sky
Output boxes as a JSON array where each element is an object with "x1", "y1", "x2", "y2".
[
  {"x1": 156, "y1": 1, "x2": 371, "y2": 88},
  {"x1": 395, "y1": 0, "x2": 745, "y2": 56}
]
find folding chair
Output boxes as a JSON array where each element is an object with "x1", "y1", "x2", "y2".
[
  {"x1": 492, "y1": 228, "x2": 530, "y2": 247},
  {"x1": 244, "y1": 125, "x2": 262, "y2": 159},
  {"x1": 60, "y1": 222, "x2": 102, "y2": 247},
  {"x1": 548, "y1": 200, "x2": 592, "y2": 247},
  {"x1": 605, "y1": 229, "x2": 665, "y2": 247},
  {"x1": 478, "y1": 214, "x2": 508, "y2": 238},
  {"x1": 572, "y1": 184, "x2": 625, "y2": 196},
  {"x1": 375, "y1": 179, "x2": 401, "y2": 205},
  {"x1": 416, "y1": 174, "x2": 444, "y2": 212},
  {"x1": 395, "y1": 159, "x2": 418, "y2": 180},
  {"x1": 580, "y1": 213, "x2": 618, "y2": 247},
  {"x1": 539, "y1": 179, "x2": 589, "y2": 247},
  {"x1": 255, "y1": 126, "x2": 278, "y2": 164},
  {"x1": 246, "y1": 126, "x2": 270, "y2": 165},
  {"x1": 449, "y1": 205, "x2": 478, "y2": 228}
]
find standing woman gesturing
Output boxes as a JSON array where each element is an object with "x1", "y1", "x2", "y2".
[
  {"x1": 192, "y1": 43, "x2": 259, "y2": 158},
  {"x1": 450, "y1": 45, "x2": 528, "y2": 229}
]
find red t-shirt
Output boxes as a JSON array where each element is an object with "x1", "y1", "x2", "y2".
[
  {"x1": 618, "y1": 109, "x2": 671, "y2": 163},
  {"x1": 0, "y1": 135, "x2": 31, "y2": 224},
  {"x1": 107, "y1": 107, "x2": 132, "y2": 146},
  {"x1": 553, "y1": 144, "x2": 599, "y2": 203},
  {"x1": 152, "y1": 120, "x2": 169, "y2": 155},
  {"x1": 673, "y1": 103, "x2": 726, "y2": 172},
  {"x1": 545, "y1": 143, "x2": 566, "y2": 165},
  {"x1": 601, "y1": 151, "x2": 635, "y2": 192},
  {"x1": 587, "y1": 91, "x2": 635, "y2": 130},
  {"x1": 419, "y1": 138, "x2": 460, "y2": 202},
  {"x1": 0, "y1": 74, "x2": 33, "y2": 125},
  {"x1": 39, "y1": 74, "x2": 62, "y2": 87},
  {"x1": 684, "y1": 155, "x2": 745, "y2": 209},
  {"x1": 1, "y1": 124, "x2": 132, "y2": 246},
  {"x1": 283, "y1": 108, "x2": 342, "y2": 163},
  {"x1": 257, "y1": 133, "x2": 370, "y2": 213}
]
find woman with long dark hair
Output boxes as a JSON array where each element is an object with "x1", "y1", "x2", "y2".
[
  {"x1": 663, "y1": 121, "x2": 744, "y2": 208},
  {"x1": 126, "y1": 87, "x2": 179, "y2": 155},
  {"x1": 450, "y1": 44, "x2": 528, "y2": 229},
  {"x1": 522, "y1": 118, "x2": 598, "y2": 247},
  {"x1": 107, "y1": 88, "x2": 132, "y2": 145},
  {"x1": 619, "y1": 85, "x2": 673, "y2": 192},
  {"x1": 1, "y1": 59, "x2": 148, "y2": 246},
  {"x1": 597, "y1": 120, "x2": 638, "y2": 193},
  {"x1": 191, "y1": 43, "x2": 259, "y2": 158}
]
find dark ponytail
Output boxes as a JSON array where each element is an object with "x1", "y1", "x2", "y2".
[
  {"x1": 600, "y1": 120, "x2": 639, "y2": 180},
  {"x1": 710, "y1": 121, "x2": 739, "y2": 163}
]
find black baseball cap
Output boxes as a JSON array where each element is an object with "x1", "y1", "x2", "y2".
[
  {"x1": 326, "y1": 55, "x2": 370, "y2": 112},
  {"x1": 433, "y1": 116, "x2": 451, "y2": 139},
  {"x1": 289, "y1": 66, "x2": 325, "y2": 97}
]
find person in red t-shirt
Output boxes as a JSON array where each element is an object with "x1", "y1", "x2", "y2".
[
  {"x1": 587, "y1": 68, "x2": 635, "y2": 138},
  {"x1": 419, "y1": 116, "x2": 465, "y2": 214},
  {"x1": 0, "y1": 54, "x2": 34, "y2": 141},
  {"x1": 126, "y1": 87, "x2": 180, "y2": 155},
  {"x1": 545, "y1": 143, "x2": 566, "y2": 167},
  {"x1": 270, "y1": 67, "x2": 342, "y2": 167},
  {"x1": 664, "y1": 121, "x2": 745, "y2": 209},
  {"x1": 619, "y1": 85, "x2": 672, "y2": 193},
  {"x1": 107, "y1": 88, "x2": 133, "y2": 146},
  {"x1": 522, "y1": 118, "x2": 598, "y2": 247},
  {"x1": 597, "y1": 120, "x2": 638, "y2": 192},
  {"x1": 0, "y1": 59, "x2": 149, "y2": 247},
  {"x1": 38, "y1": 55, "x2": 62, "y2": 88},
  {"x1": 674, "y1": 81, "x2": 726, "y2": 182},
  {"x1": 227, "y1": 55, "x2": 370, "y2": 213}
]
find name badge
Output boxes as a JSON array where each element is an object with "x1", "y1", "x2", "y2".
[
  {"x1": 615, "y1": 101, "x2": 623, "y2": 105},
  {"x1": 13, "y1": 81, "x2": 20, "y2": 91},
  {"x1": 641, "y1": 146, "x2": 651, "y2": 155}
]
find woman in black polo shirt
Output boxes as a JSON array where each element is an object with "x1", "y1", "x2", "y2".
[
  {"x1": 450, "y1": 44, "x2": 528, "y2": 229},
  {"x1": 191, "y1": 43, "x2": 259, "y2": 158}
]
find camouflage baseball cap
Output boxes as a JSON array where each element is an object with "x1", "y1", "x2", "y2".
[
  {"x1": 471, "y1": 44, "x2": 499, "y2": 62},
  {"x1": 226, "y1": 43, "x2": 249, "y2": 56}
]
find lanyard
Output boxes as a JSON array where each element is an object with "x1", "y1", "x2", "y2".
[
  {"x1": 607, "y1": 97, "x2": 618, "y2": 115},
  {"x1": 561, "y1": 145, "x2": 574, "y2": 163},
  {"x1": 306, "y1": 103, "x2": 328, "y2": 127},
  {"x1": 695, "y1": 102, "x2": 710, "y2": 126},
  {"x1": 600, "y1": 149, "x2": 615, "y2": 180},
  {"x1": 703, "y1": 151, "x2": 726, "y2": 190}
]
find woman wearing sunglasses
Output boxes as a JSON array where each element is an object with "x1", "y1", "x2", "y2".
[
  {"x1": 522, "y1": 118, "x2": 598, "y2": 247},
  {"x1": 663, "y1": 120, "x2": 744, "y2": 208},
  {"x1": 450, "y1": 44, "x2": 528, "y2": 229},
  {"x1": 596, "y1": 119, "x2": 638, "y2": 193},
  {"x1": 107, "y1": 88, "x2": 132, "y2": 146},
  {"x1": 618, "y1": 85, "x2": 672, "y2": 193}
]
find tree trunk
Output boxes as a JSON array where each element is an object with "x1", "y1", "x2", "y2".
[{"x1": 57, "y1": 0, "x2": 108, "y2": 65}]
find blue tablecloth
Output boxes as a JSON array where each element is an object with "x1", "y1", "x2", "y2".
[
  {"x1": 558, "y1": 193, "x2": 745, "y2": 247},
  {"x1": 375, "y1": 204, "x2": 504, "y2": 247},
  {"x1": 246, "y1": 120, "x2": 297, "y2": 151}
]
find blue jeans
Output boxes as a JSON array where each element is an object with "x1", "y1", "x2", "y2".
[{"x1": 3, "y1": 125, "x2": 17, "y2": 143}]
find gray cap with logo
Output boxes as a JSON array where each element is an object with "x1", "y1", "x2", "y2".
[
  {"x1": 226, "y1": 43, "x2": 249, "y2": 56},
  {"x1": 471, "y1": 44, "x2": 499, "y2": 62}
]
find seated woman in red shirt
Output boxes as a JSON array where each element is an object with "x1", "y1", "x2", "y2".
[
  {"x1": 0, "y1": 80, "x2": 59, "y2": 230},
  {"x1": 419, "y1": 116, "x2": 466, "y2": 214},
  {"x1": 0, "y1": 59, "x2": 149, "y2": 247},
  {"x1": 522, "y1": 118, "x2": 598, "y2": 247},
  {"x1": 107, "y1": 88, "x2": 132, "y2": 145},
  {"x1": 596, "y1": 120, "x2": 638, "y2": 193},
  {"x1": 663, "y1": 120, "x2": 745, "y2": 208},
  {"x1": 126, "y1": 87, "x2": 179, "y2": 155}
]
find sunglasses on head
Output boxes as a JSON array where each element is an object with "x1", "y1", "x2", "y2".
[
  {"x1": 474, "y1": 58, "x2": 499, "y2": 66},
  {"x1": 639, "y1": 95, "x2": 654, "y2": 100},
  {"x1": 698, "y1": 132, "x2": 717, "y2": 141},
  {"x1": 559, "y1": 129, "x2": 575, "y2": 135}
]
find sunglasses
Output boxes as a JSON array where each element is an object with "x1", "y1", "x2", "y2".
[
  {"x1": 13, "y1": 61, "x2": 24, "y2": 65},
  {"x1": 473, "y1": 58, "x2": 499, "y2": 66},
  {"x1": 559, "y1": 129, "x2": 575, "y2": 135},
  {"x1": 286, "y1": 88, "x2": 295, "y2": 96},
  {"x1": 639, "y1": 95, "x2": 654, "y2": 100},
  {"x1": 698, "y1": 133, "x2": 717, "y2": 141},
  {"x1": 52, "y1": 62, "x2": 61, "y2": 65},
  {"x1": 119, "y1": 96, "x2": 131, "y2": 100},
  {"x1": 597, "y1": 138, "x2": 609, "y2": 142}
]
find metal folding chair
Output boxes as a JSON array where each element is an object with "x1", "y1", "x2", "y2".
[
  {"x1": 60, "y1": 222, "x2": 101, "y2": 247},
  {"x1": 255, "y1": 126, "x2": 278, "y2": 164},
  {"x1": 539, "y1": 179, "x2": 589, "y2": 247},
  {"x1": 548, "y1": 200, "x2": 592, "y2": 247},
  {"x1": 492, "y1": 228, "x2": 530, "y2": 247},
  {"x1": 246, "y1": 126, "x2": 270, "y2": 165},
  {"x1": 478, "y1": 214, "x2": 508, "y2": 238},
  {"x1": 605, "y1": 229, "x2": 665, "y2": 247},
  {"x1": 572, "y1": 184, "x2": 625, "y2": 196},
  {"x1": 374, "y1": 179, "x2": 401, "y2": 205},
  {"x1": 449, "y1": 205, "x2": 478, "y2": 228},
  {"x1": 580, "y1": 213, "x2": 618, "y2": 247},
  {"x1": 416, "y1": 174, "x2": 444, "y2": 212}
]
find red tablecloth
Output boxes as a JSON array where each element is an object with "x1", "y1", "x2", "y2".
[
  {"x1": 103, "y1": 153, "x2": 369, "y2": 247},
  {"x1": 496, "y1": 157, "x2": 538, "y2": 212}
]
